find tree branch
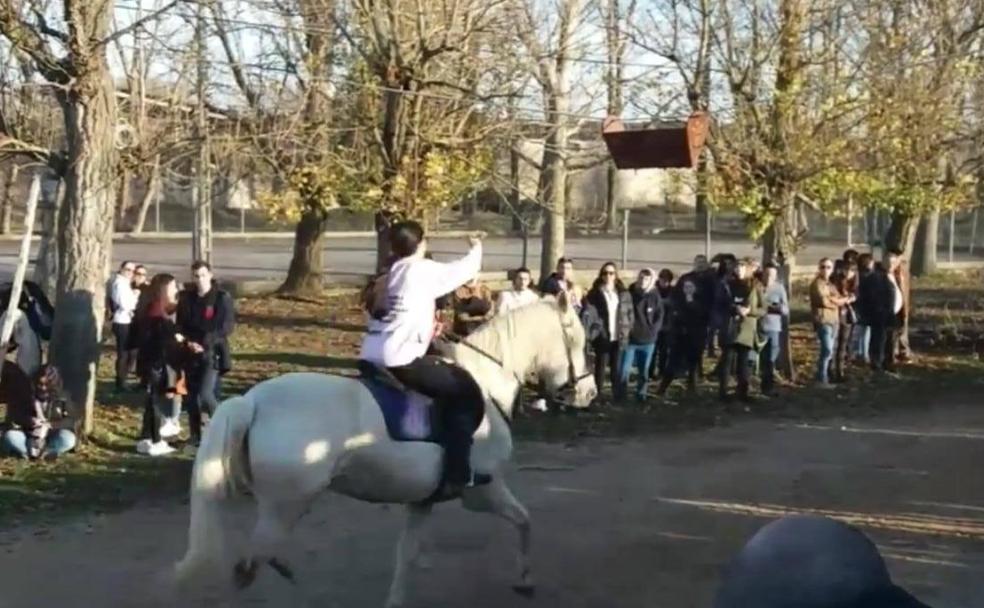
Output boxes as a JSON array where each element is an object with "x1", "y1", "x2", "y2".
[
  {"x1": 97, "y1": 0, "x2": 182, "y2": 49},
  {"x1": 0, "y1": 4, "x2": 67, "y2": 82}
]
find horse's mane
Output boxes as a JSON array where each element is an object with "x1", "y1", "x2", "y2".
[{"x1": 459, "y1": 299, "x2": 563, "y2": 375}]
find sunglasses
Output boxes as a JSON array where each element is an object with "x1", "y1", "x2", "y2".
[{"x1": 602, "y1": 271, "x2": 616, "y2": 276}]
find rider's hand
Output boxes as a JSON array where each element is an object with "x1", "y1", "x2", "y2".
[{"x1": 467, "y1": 233, "x2": 482, "y2": 248}]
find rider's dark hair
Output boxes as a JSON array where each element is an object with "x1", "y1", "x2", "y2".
[{"x1": 390, "y1": 221, "x2": 425, "y2": 259}]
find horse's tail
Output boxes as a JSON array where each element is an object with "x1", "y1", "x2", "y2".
[{"x1": 173, "y1": 393, "x2": 256, "y2": 586}]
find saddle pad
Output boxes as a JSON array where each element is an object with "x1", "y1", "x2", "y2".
[{"x1": 360, "y1": 378, "x2": 441, "y2": 443}]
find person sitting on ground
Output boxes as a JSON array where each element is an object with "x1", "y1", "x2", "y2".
[
  {"x1": 133, "y1": 273, "x2": 190, "y2": 456},
  {"x1": 540, "y1": 257, "x2": 584, "y2": 309},
  {"x1": 452, "y1": 277, "x2": 494, "y2": 336},
  {"x1": 0, "y1": 363, "x2": 75, "y2": 460},
  {"x1": 360, "y1": 222, "x2": 487, "y2": 498},
  {"x1": 497, "y1": 267, "x2": 539, "y2": 316},
  {"x1": 582, "y1": 262, "x2": 633, "y2": 402},
  {"x1": 618, "y1": 268, "x2": 663, "y2": 403}
]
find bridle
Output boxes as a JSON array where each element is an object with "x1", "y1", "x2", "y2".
[{"x1": 442, "y1": 309, "x2": 591, "y2": 417}]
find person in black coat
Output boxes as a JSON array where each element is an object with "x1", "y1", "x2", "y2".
[
  {"x1": 714, "y1": 515, "x2": 931, "y2": 608},
  {"x1": 176, "y1": 260, "x2": 235, "y2": 445},
  {"x1": 858, "y1": 261, "x2": 897, "y2": 373},
  {"x1": 581, "y1": 262, "x2": 633, "y2": 401},
  {"x1": 617, "y1": 268, "x2": 663, "y2": 402},
  {"x1": 656, "y1": 274, "x2": 708, "y2": 396},
  {"x1": 650, "y1": 269, "x2": 675, "y2": 380}
]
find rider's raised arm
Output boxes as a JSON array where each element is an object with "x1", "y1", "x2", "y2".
[{"x1": 424, "y1": 241, "x2": 483, "y2": 298}]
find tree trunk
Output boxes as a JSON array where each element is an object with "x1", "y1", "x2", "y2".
[
  {"x1": 115, "y1": 167, "x2": 131, "y2": 230},
  {"x1": 0, "y1": 164, "x2": 15, "y2": 235},
  {"x1": 49, "y1": 77, "x2": 118, "y2": 438},
  {"x1": 375, "y1": 210, "x2": 395, "y2": 273},
  {"x1": 761, "y1": 196, "x2": 798, "y2": 381},
  {"x1": 882, "y1": 210, "x2": 919, "y2": 258},
  {"x1": 278, "y1": 208, "x2": 327, "y2": 295},
  {"x1": 132, "y1": 155, "x2": 161, "y2": 234},
  {"x1": 604, "y1": 162, "x2": 619, "y2": 233},
  {"x1": 694, "y1": 153, "x2": 709, "y2": 232},
  {"x1": 509, "y1": 143, "x2": 523, "y2": 234},
  {"x1": 539, "y1": 144, "x2": 568, "y2": 280},
  {"x1": 33, "y1": 176, "x2": 63, "y2": 297},
  {"x1": 910, "y1": 208, "x2": 939, "y2": 276}
]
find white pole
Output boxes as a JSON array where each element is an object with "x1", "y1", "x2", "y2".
[
  {"x1": 0, "y1": 174, "x2": 41, "y2": 381},
  {"x1": 948, "y1": 209, "x2": 956, "y2": 262},
  {"x1": 621, "y1": 208, "x2": 629, "y2": 269}
]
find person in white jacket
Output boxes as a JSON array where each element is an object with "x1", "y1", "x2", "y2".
[
  {"x1": 360, "y1": 221, "x2": 486, "y2": 497},
  {"x1": 109, "y1": 261, "x2": 139, "y2": 391},
  {"x1": 496, "y1": 267, "x2": 539, "y2": 316}
]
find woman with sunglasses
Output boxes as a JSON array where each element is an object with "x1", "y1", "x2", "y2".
[
  {"x1": 582, "y1": 262, "x2": 633, "y2": 401},
  {"x1": 810, "y1": 258, "x2": 853, "y2": 388}
]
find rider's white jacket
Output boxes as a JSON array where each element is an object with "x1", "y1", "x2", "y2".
[{"x1": 360, "y1": 243, "x2": 482, "y2": 367}]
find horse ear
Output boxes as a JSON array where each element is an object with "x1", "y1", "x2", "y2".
[{"x1": 556, "y1": 289, "x2": 570, "y2": 313}]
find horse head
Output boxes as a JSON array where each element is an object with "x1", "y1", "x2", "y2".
[{"x1": 541, "y1": 290, "x2": 596, "y2": 408}]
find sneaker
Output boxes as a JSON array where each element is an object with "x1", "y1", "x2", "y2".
[
  {"x1": 159, "y1": 419, "x2": 181, "y2": 439},
  {"x1": 135, "y1": 438, "x2": 154, "y2": 455},
  {"x1": 530, "y1": 398, "x2": 548, "y2": 412},
  {"x1": 147, "y1": 441, "x2": 175, "y2": 457}
]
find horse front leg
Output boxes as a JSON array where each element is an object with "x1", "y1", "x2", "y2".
[
  {"x1": 462, "y1": 478, "x2": 534, "y2": 596},
  {"x1": 385, "y1": 503, "x2": 433, "y2": 608}
]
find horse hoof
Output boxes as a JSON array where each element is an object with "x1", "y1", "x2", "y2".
[{"x1": 512, "y1": 583, "x2": 536, "y2": 598}]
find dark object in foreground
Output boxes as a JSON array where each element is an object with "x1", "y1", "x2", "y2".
[{"x1": 714, "y1": 515, "x2": 931, "y2": 608}]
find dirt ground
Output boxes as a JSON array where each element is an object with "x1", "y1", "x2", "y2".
[{"x1": 0, "y1": 399, "x2": 982, "y2": 608}]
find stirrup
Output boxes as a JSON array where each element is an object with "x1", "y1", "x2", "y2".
[{"x1": 420, "y1": 472, "x2": 493, "y2": 505}]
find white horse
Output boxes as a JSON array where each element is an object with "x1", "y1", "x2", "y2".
[{"x1": 173, "y1": 292, "x2": 596, "y2": 607}]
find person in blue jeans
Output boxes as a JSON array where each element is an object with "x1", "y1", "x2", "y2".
[
  {"x1": 618, "y1": 268, "x2": 663, "y2": 402},
  {"x1": 809, "y1": 258, "x2": 852, "y2": 386},
  {"x1": 0, "y1": 363, "x2": 76, "y2": 460},
  {"x1": 757, "y1": 263, "x2": 788, "y2": 396},
  {"x1": 2, "y1": 427, "x2": 76, "y2": 459}
]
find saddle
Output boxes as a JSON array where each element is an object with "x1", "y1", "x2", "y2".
[{"x1": 357, "y1": 361, "x2": 442, "y2": 443}]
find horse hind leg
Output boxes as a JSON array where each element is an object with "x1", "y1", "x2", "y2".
[
  {"x1": 236, "y1": 498, "x2": 311, "y2": 596},
  {"x1": 462, "y1": 479, "x2": 534, "y2": 597}
]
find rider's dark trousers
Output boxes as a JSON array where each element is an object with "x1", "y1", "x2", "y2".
[{"x1": 389, "y1": 356, "x2": 484, "y2": 485}]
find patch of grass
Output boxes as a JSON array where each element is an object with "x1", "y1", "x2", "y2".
[{"x1": 2, "y1": 277, "x2": 984, "y2": 522}]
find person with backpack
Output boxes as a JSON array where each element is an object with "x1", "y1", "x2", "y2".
[{"x1": 109, "y1": 261, "x2": 140, "y2": 392}]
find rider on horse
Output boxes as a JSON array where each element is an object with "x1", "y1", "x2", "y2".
[{"x1": 360, "y1": 221, "x2": 487, "y2": 499}]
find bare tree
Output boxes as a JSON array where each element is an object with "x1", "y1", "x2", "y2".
[
  {"x1": 514, "y1": 0, "x2": 591, "y2": 279},
  {"x1": 0, "y1": 0, "x2": 157, "y2": 434}
]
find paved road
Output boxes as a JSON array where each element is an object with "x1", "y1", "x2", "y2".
[
  {"x1": 5, "y1": 234, "x2": 979, "y2": 285},
  {"x1": 0, "y1": 402, "x2": 981, "y2": 607}
]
